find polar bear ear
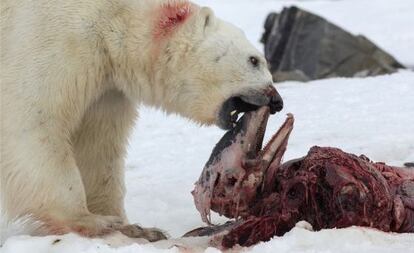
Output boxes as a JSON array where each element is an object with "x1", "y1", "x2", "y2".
[
  {"x1": 200, "y1": 7, "x2": 216, "y2": 32},
  {"x1": 155, "y1": 1, "x2": 193, "y2": 39}
]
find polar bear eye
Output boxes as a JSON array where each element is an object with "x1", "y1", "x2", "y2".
[{"x1": 249, "y1": 56, "x2": 260, "y2": 68}]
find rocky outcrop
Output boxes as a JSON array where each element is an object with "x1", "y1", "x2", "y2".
[{"x1": 262, "y1": 7, "x2": 405, "y2": 82}]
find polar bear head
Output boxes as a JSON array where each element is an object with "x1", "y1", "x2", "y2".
[{"x1": 147, "y1": 2, "x2": 283, "y2": 129}]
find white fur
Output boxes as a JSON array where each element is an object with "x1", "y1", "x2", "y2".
[
  {"x1": 0, "y1": 215, "x2": 45, "y2": 245},
  {"x1": 1, "y1": 0, "x2": 273, "y2": 236}
]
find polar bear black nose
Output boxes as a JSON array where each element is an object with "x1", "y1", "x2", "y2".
[
  {"x1": 265, "y1": 85, "x2": 284, "y2": 114},
  {"x1": 269, "y1": 90, "x2": 284, "y2": 113}
]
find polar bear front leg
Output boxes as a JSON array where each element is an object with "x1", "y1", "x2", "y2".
[
  {"x1": 72, "y1": 90, "x2": 167, "y2": 242},
  {"x1": 3, "y1": 119, "x2": 123, "y2": 236},
  {"x1": 73, "y1": 90, "x2": 135, "y2": 220}
]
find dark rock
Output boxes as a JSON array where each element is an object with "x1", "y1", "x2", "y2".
[{"x1": 262, "y1": 6, "x2": 405, "y2": 82}]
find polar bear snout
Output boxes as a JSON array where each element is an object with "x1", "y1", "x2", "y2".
[
  {"x1": 267, "y1": 86, "x2": 284, "y2": 113},
  {"x1": 241, "y1": 85, "x2": 284, "y2": 114},
  {"x1": 217, "y1": 85, "x2": 283, "y2": 130}
]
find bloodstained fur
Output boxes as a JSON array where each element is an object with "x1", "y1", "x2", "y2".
[{"x1": 153, "y1": 1, "x2": 195, "y2": 41}]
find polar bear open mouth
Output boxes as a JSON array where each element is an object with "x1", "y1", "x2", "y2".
[
  {"x1": 218, "y1": 96, "x2": 262, "y2": 130},
  {"x1": 217, "y1": 86, "x2": 283, "y2": 130}
]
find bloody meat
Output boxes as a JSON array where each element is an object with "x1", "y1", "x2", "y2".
[{"x1": 189, "y1": 108, "x2": 414, "y2": 248}]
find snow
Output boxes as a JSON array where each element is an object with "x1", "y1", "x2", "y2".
[
  {"x1": 248, "y1": 226, "x2": 414, "y2": 253},
  {"x1": 2, "y1": 0, "x2": 414, "y2": 252}
]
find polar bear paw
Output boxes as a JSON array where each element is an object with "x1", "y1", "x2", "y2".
[{"x1": 118, "y1": 224, "x2": 168, "y2": 242}]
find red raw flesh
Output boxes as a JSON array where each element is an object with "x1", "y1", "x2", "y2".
[
  {"x1": 189, "y1": 114, "x2": 414, "y2": 249},
  {"x1": 221, "y1": 147, "x2": 414, "y2": 248}
]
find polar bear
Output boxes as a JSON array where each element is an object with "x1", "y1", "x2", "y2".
[{"x1": 0, "y1": 0, "x2": 283, "y2": 240}]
